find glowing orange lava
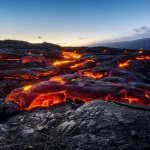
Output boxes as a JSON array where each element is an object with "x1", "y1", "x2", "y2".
[
  {"x1": 53, "y1": 60, "x2": 74, "y2": 66},
  {"x1": 82, "y1": 72, "x2": 103, "y2": 79},
  {"x1": 0, "y1": 58, "x2": 20, "y2": 61},
  {"x1": 27, "y1": 92, "x2": 65, "y2": 110},
  {"x1": 118, "y1": 60, "x2": 131, "y2": 68},
  {"x1": 23, "y1": 85, "x2": 32, "y2": 91},
  {"x1": 138, "y1": 48, "x2": 143, "y2": 54},
  {"x1": 5, "y1": 49, "x2": 150, "y2": 111},
  {"x1": 70, "y1": 59, "x2": 95, "y2": 69},
  {"x1": 145, "y1": 92, "x2": 150, "y2": 99},
  {"x1": 101, "y1": 49, "x2": 107, "y2": 52},
  {"x1": 62, "y1": 51, "x2": 81, "y2": 59},
  {"x1": 50, "y1": 76, "x2": 65, "y2": 84},
  {"x1": 136, "y1": 56, "x2": 150, "y2": 60}
]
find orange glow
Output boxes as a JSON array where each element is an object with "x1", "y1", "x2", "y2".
[
  {"x1": 70, "y1": 59, "x2": 95, "y2": 69},
  {"x1": 145, "y1": 92, "x2": 150, "y2": 99},
  {"x1": 5, "y1": 48, "x2": 150, "y2": 111},
  {"x1": 118, "y1": 60, "x2": 131, "y2": 68},
  {"x1": 53, "y1": 60, "x2": 74, "y2": 66},
  {"x1": 23, "y1": 85, "x2": 32, "y2": 91},
  {"x1": 28, "y1": 51, "x2": 32, "y2": 55},
  {"x1": 101, "y1": 49, "x2": 107, "y2": 52},
  {"x1": 124, "y1": 96, "x2": 142, "y2": 104},
  {"x1": 50, "y1": 76, "x2": 65, "y2": 84},
  {"x1": 138, "y1": 48, "x2": 143, "y2": 54},
  {"x1": 27, "y1": 92, "x2": 65, "y2": 110},
  {"x1": 21, "y1": 56, "x2": 44, "y2": 63},
  {"x1": 0, "y1": 58, "x2": 20, "y2": 61},
  {"x1": 62, "y1": 51, "x2": 81, "y2": 59},
  {"x1": 6, "y1": 83, "x2": 150, "y2": 110},
  {"x1": 82, "y1": 72, "x2": 103, "y2": 79},
  {"x1": 136, "y1": 55, "x2": 150, "y2": 60}
]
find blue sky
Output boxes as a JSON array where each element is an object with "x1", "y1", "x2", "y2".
[{"x1": 0, "y1": 0, "x2": 150, "y2": 46}]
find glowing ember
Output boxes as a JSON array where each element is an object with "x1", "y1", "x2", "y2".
[
  {"x1": 21, "y1": 55, "x2": 44, "y2": 63},
  {"x1": 124, "y1": 97, "x2": 142, "y2": 104},
  {"x1": 145, "y1": 92, "x2": 150, "y2": 99},
  {"x1": 23, "y1": 85, "x2": 32, "y2": 91},
  {"x1": 82, "y1": 72, "x2": 103, "y2": 79},
  {"x1": 62, "y1": 51, "x2": 81, "y2": 59},
  {"x1": 0, "y1": 58, "x2": 20, "y2": 61},
  {"x1": 27, "y1": 92, "x2": 65, "y2": 110},
  {"x1": 50, "y1": 76, "x2": 65, "y2": 84},
  {"x1": 70, "y1": 59, "x2": 95, "y2": 69},
  {"x1": 136, "y1": 56, "x2": 150, "y2": 60},
  {"x1": 53, "y1": 60, "x2": 74, "y2": 66},
  {"x1": 101, "y1": 49, "x2": 107, "y2": 52},
  {"x1": 138, "y1": 48, "x2": 143, "y2": 54},
  {"x1": 118, "y1": 60, "x2": 131, "y2": 68},
  {"x1": 28, "y1": 51, "x2": 32, "y2": 55}
]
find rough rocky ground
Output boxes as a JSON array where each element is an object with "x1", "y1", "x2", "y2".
[{"x1": 1, "y1": 100, "x2": 150, "y2": 150}]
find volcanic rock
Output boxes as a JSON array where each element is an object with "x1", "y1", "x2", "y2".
[{"x1": 0, "y1": 100, "x2": 150, "y2": 149}]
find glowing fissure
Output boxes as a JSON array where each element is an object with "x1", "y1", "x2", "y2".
[
  {"x1": 53, "y1": 60, "x2": 74, "y2": 66},
  {"x1": 70, "y1": 59, "x2": 95, "y2": 69},
  {"x1": 118, "y1": 60, "x2": 131, "y2": 68},
  {"x1": 62, "y1": 51, "x2": 81, "y2": 59}
]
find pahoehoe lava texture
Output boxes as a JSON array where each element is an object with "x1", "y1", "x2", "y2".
[{"x1": 1, "y1": 100, "x2": 150, "y2": 150}]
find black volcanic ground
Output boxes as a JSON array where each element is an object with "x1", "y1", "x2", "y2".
[{"x1": 0, "y1": 40, "x2": 150, "y2": 150}]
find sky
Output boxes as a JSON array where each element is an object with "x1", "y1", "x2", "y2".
[{"x1": 0, "y1": 0, "x2": 150, "y2": 46}]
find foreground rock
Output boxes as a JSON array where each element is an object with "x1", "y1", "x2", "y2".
[{"x1": 0, "y1": 100, "x2": 150, "y2": 150}]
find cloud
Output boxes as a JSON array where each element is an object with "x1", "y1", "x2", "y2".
[
  {"x1": 134, "y1": 26, "x2": 150, "y2": 33},
  {"x1": 134, "y1": 29, "x2": 141, "y2": 33},
  {"x1": 141, "y1": 26, "x2": 147, "y2": 30}
]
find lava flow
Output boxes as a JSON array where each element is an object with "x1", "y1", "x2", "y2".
[
  {"x1": 62, "y1": 51, "x2": 81, "y2": 59},
  {"x1": 53, "y1": 60, "x2": 74, "y2": 66},
  {"x1": 4, "y1": 48, "x2": 150, "y2": 110},
  {"x1": 136, "y1": 55, "x2": 150, "y2": 60},
  {"x1": 70, "y1": 59, "x2": 95, "y2": 69},
  {"x1": 118, "y1": 60, "x2": 131, "y2": 68}
]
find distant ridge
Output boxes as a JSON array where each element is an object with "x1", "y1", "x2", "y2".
[{"x1": 90, "y1": 38, "x2": 150, "y2": 50}]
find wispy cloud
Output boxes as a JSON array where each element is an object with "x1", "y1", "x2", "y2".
[
  {"x1": 134, "y1": 26, "x2": 150, "y2": 33},
  {"x1": 134, "y1": 28, "x2": 141, "y2": 33}
]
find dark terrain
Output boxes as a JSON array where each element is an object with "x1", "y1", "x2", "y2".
[
  {"x1": 0, "y1": 40, "x2": 150, "y2": 150},
  {"x1": 91, "y1": 37, "x2": 150, "y2": 50}
]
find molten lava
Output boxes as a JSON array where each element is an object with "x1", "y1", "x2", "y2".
[
  {"x1": 0, "y1": 58, "x2": 20, "y2": 61},
  {"x1": 4, "y1": 48, "x2": 150, "y2": 111},
  {"x1": 118, "y1": 60, "x2": 131, "y2": 68},
  {"x1": 23, "y1": 85, "x2": 32, "y2": 91},
  {"x1": 50, "y1": 76, "x2": 65, "y2": 84},
  {"x1": 138, "y1": 48, "x2": 143, "y2": 54},
  {"x1": 101, "y1": 49, "x2": 107, "y2": 52},
  {"x1": 70, "y1": 59, "x2": 95, "y2": 69},
  {"x1": 82, "y1": 72, "x2": 104, "y2": 79},
  {"x1": 27, "y1": 92, "x2": 65, "y2": 110},
  {"x1": 136, "y1": 55, "x2": 150, "y2": 60},
  {"x1": 53, "y1": 60, "x2": 74, "y2": 66},
  {"x1": 21, "y1": 55, "x2": 44, "y2": 63},
  {"x1": 62, "y1": 51, "x2": 81, "y2": 59}
]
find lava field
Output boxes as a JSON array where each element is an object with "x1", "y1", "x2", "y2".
[{"x1": 1, "y1": 40, "x2": 150, "y2": 149}]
